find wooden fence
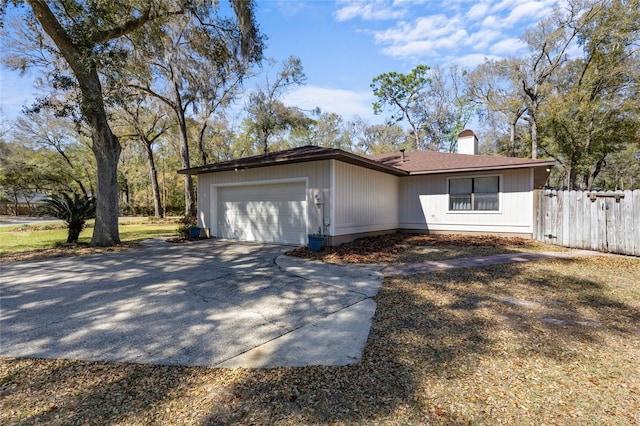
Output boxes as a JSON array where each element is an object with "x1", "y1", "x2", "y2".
[{"x1": 533, "y1": 189, "x2": 640, "y2": 256}]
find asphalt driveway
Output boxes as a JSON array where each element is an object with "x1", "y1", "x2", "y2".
[{"x1": 0, "y1": 240, "x2": 382, "y2": 368}]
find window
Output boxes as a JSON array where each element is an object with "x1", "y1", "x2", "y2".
[{"x1": 449, "y1": 176, "x2": 499, "y2": 211}]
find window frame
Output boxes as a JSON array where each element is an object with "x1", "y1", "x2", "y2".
[{"x1": 447, "y1": 174, "x2": 502, "y2": 213}]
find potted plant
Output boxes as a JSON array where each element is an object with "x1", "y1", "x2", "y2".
[
  {"x1": 178, "y1": 216, "x2": 200, "y2": 239},
  {"x1": 308, "y1": 227, "x2": 325, "y2": 252}
]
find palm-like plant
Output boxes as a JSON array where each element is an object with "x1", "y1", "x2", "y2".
[{"x1": 39, "y1": 193, "x2": 97, "y2": 243}]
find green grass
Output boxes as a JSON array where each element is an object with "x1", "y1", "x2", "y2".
[{"x1": 0, "y1": 217, "x2": 180, "y2": 255}]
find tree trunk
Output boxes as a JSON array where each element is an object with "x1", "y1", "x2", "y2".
[
  {"x1": 530, "y1": 111, "x2": 538, "y2": 159},
  {"x1": 177, "y1": 112, "x2": 194, "y2": 216},
  {"x1": 198, "y1": 122, "x2": 208, "y2": 165},
  {"x1": 67, "y1": 222, "x2": 83, "y2": 243},
  {"x1": 27, "y1": 1, "x2": 121, "y2": 246},
  {"x1": 509, "y1": 119, "x2": 517, "y2": 157},
  {"x1": 586, "y1": 155, "x2": 607, "y2": 190},
  {"x1": 89, "y1": 115, "x2": 121, "y2": 246},
  {"x1": 144, "y1": 142, "x2": 164, "y2": 218}
]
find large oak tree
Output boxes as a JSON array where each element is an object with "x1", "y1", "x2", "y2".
[{"x1": 2, "y1": 0, "x2": 261, "y2": 245}]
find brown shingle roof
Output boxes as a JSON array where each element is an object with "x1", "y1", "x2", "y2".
[
  {"x1": 178, "y1": 145, "x2": 407, "y2": 176},
  {"x1": 179, "y1": 145, "x2": 555, "y2": 185},
  {"x1": 368, "y1": 150, "x2": 555, "y2": 174}
]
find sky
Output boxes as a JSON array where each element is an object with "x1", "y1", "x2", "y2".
[{"x1": 0, "y1": 0, "x2": 559, "y2": 126}]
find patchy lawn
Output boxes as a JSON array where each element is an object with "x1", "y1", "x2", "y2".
[
  {"x1": 0, "y1": 217, "x2": 180, "y2": 263},
  {"x1": 2, "y1": 253, "x2": 638, "y2": 425},
  {"x1": 287, "y1": 232, "x2": 567, "y2": 264}
]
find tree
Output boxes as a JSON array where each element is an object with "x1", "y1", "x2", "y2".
[
  {"x1": 127, "y1": 10, "x2": 261, "y2": 215},
  {"x1": 516, "y1": 0, "x2": 601, "y2": 159},
  {"x1": 245, "y1": 56, "x2": 311, "y2": 153},
  {"x1": 14, "y1": 112, "x2": 93, "y2": 195},
  {"x1": 116, "y1": 97, "x2": 170, "y2": 218},
  {"x1": 371, "y1": 65, "x2": 430, "y2": 150},
  {"x1": 0, "y1": 140, "x2": 42, "y2": 214},
  {"x1": 539, "y1": 0, "x2": 640, "y2": 189},
  {"x1": 39, "y1": 192, "x2": 96, "y2": 243},
  {"x1": 291, "y1": 112, "x2": 351, "y2": 150},
  {"x1": 347, "y1": 116, "x2": 407, "y2": 155},
  {"x1": 2, "y1": 0, "x2": 262, "y2": 245},
  {"x1": 418, "y1": 66, "x2": 474, "y2": 152},
  {"x1": 468, "y1": 59, "x2": 528, "y2": 157}
]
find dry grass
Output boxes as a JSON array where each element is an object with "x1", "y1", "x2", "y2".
[
  {"x1": 0, "y1": 241, "x2": 145, "y2": 263},
  {"x1": 287, "y1": 233, "x2": 567, "y2": 265},
  {"x1": 2, "y1": 253, "x2": 639, "y2": 425}
]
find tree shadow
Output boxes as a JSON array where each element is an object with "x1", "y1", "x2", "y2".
[
  {"x1": 2, "y1": 254, "x2": 638, "y2": 424},
  {"x1": 199, "y1": 257, "x2": 640, "y2": 424}
]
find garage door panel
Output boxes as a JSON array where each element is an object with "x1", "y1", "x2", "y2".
[{"x1": 216, "y1": 182, "x2": 307, "y2": 245}]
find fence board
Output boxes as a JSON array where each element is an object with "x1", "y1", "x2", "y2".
[
  {"x1": 575, "y1": 191, "x2": 585, "y2": 248},
  {"x1": 630, "y1": 191, "x2": 640, "y2": 256},
  {"x1": 534, "y1": 189, "x2": 639, "y2": 256}
]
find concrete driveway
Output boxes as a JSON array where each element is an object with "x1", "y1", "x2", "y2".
[{"x1": 0, "y1": 240, "x2": 382, "y2": 368}]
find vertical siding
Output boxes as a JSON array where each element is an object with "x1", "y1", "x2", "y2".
[
  {"x1": 399, "y1": 168, "x2": 535, "y2": 234},
  {"x1": 196, "y1": 161, "x2": 331, "y2": 236},
  {"x1": 333, "y1": 161, "x2": 400, "y2": 236}
]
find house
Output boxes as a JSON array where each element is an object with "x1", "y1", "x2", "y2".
[{"x1": 179, "y1": 130, "x2": 556, "y2": 246}]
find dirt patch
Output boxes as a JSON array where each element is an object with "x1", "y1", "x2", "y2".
[{"x1": 0, "y1": 242, "x2": 144, "y2": 263}]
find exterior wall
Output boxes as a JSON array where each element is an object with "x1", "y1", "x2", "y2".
[
  {"x1": 196, "y1": 161, "x2": 331, "y2": 238},
  {"x1": 399, "y1": 168, "x2": 534, "y2": 235},
  {"x1": 333, "y1": 160, "x2": 400, "y2": 238}
]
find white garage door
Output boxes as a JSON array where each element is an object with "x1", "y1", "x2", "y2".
[{"x1": 216, "y1": 181, "x2": 307, "y2": 245}]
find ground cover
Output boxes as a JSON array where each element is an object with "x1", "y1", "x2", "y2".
[
  {"x1": 287, "y1": 232, "x2": 567, "y2": 264},
  {"x1": 0, "y1": 217, "x2": 180, "y2": 262},
  {"x1": 1, "y1": 234, "x2": 638, "y2": 425}
]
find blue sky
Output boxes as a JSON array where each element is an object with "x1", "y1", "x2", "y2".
[{"x1": 0, "y1": 0, "x2": 558, "y2": 125}]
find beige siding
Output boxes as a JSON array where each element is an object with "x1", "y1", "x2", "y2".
[
  {"x1": 196, "y1": 161, "x2": 331, "y2": 238},
  {"x1": 399, "y1": 168, "x2": 534, "y2": 234},
  {"x1": 333, "y1": 161, "x2": 400, "y2": 236}
]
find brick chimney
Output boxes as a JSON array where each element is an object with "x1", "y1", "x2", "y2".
[{"x1": 457, "y1": 129, "x2": 478, "y2": 155}]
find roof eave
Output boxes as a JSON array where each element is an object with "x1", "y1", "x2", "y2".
[
  {"x1": 178, "y1": 151, "x2": 408, "y2": 177},
  {"x1": 405, "y1": 160, "x2": 556, "y2": 175}
]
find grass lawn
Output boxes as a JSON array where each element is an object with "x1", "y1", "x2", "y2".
[
  {"x1": 0, "y1": 217, "x2": 180, "y2": 259},
  {"x1": 1, "y1": 248, "x2": 638, "y2": 424}
]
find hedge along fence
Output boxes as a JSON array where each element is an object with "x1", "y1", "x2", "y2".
[{"x1": 533, "y1": 189, "x2": 640, "y2": 256}]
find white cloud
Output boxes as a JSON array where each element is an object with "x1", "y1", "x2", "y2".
[
  {"x1": 469, "y1": 29, "x2": 502, "y2": 51},
  {"x1": 374, "y1": 14, "x2": 462, "y2": 44},
  {"x1": 334, "y1": 0, "x2": 408, "y2": 21},
  {"x1": 466, "y1": 3, "x2": 491, "y2": 21},
  {"x1": 282, "y1": 86, "x2": 379, "y2": 122},
  {"x1": 375, "y1": 14, "x2": 473, "y2": 59},
  {"x1": 359, "y1": 0, "x2": 556, "y2": 64},
  {"x1": 503, "y1": 1, "x2": 555, "y2": 26},
  {"x1": 447, "y1": 53, "x2": 502, "y2": 68},
  {"x1": 489, "y1": 37, "x2": 527, "y2": 55}
]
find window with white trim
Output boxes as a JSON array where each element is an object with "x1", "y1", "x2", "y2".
[{"x1": 449, "y1": 176, "x2": 500, "y2": 211}]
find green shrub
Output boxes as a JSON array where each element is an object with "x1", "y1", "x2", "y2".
[{"x1": 38, "y1": 193, "x2": 97, "y2": 243}]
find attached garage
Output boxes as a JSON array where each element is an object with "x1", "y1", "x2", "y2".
[{"x1": 214, "y1": 179, "x2": 308, "y2": 245}]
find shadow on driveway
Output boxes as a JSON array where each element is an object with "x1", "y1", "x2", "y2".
[{"x1": 0, "y1": 240, "x2": 376, "y2": 367}]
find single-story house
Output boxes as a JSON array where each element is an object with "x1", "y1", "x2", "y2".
[{"x1": 179, "y1": 130, "x2": 556, "y2": 246}]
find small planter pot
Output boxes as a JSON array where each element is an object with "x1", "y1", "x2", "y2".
[
  {"x1": 189, "y1": 227, "x2": 201, "y2": 239},
  {"x1": 308, "y1": 235, "x2": 325, "y2": 252}
]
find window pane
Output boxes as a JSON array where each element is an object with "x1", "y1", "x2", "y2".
[
  {"x1": 475, "y1": 176, "x2": 499, "y2": 193},
  {"x1": 474, "y1": 193, "x2": 499, "y2": 210},
  {"x1": 450, "y1": 195, "x2": 472, "y2": 210},
  {"x1": 450, "y1": 178, "x2": 472, "y2": 194}
]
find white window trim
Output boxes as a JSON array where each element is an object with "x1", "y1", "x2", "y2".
[{"x1": 446, "y1": 174, "x2": 503, "y2": 214}]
